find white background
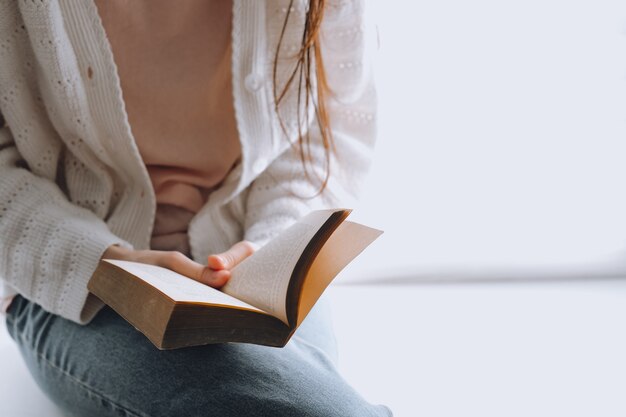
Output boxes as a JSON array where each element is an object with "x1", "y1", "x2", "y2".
[
  {"x1": 344, "y1": 0, "x2": 626, "y2": 283},
  {"x1": 326, "y1": 3, "x2": 626, "y2": 415}
]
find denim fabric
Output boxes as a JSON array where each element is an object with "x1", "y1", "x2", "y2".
[{"x1": 5, "y1": 295, "x2": 392, "y2": 417}]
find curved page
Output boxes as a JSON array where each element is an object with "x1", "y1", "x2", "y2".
[{"x1": 221, "y1": 209, "x2": 337, "y2": 324}]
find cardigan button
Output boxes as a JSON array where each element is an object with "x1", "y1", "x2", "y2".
[
  {"x1": 252, "y1": 158, "x2": 267, "y2": 175},
  {"x1": 245, "y1": 73, "x2": 264, "y2": 92}
]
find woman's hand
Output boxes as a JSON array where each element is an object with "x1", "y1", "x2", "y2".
[
  {"x1": 206, "y1": 240, "x2": 259, "y2": 283},
  {"x1": 101, "y1": 240, "x2": 258, "y2": 288}
]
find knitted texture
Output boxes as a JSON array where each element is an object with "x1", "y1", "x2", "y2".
[{"x1": 0, "y1": 0, "x2": 377, "y2": 324}]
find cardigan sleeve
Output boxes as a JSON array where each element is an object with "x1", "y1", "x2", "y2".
[
  {"x1": 244, "y1": 0, "x2": 378, "y2": 247},
  {"x1": 0, "y1": 117, "x2": 133, "y2": 324}
]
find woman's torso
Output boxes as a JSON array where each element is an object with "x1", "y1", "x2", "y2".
[{"x1": 94, "y1": 0, "x2": 241, "y2": 254}]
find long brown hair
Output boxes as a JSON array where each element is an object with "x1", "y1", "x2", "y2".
[{"x1": 273, "y1": 0, "x2": 333, "y2": 198}]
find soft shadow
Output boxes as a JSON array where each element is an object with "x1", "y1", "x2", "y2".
[{"x1": 336, "y1": 266, "x2": 626, "y2": 286}]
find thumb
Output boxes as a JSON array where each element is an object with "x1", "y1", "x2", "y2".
[{"x1": 207, "y1": 240, "x2": 258, "y2": 270}]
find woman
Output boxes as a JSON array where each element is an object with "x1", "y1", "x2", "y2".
[{"x1": 0, "y1": 0, "x2": 389, "y2": 415}]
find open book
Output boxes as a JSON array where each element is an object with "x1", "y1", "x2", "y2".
[{"x1": 88, "y1": 209, "x2": 382, "y2": 350}]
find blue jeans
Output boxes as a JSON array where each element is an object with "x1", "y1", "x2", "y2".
[{"x1": 5, "y1": 294, "x2": 392, "y2": 417}]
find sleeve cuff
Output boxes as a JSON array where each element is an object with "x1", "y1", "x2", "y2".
[{"x1": 56, "y1": 227, "x2": 134, "y2": 325}]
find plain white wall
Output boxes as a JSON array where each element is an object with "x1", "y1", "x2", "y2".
[{"x1": 342, "y1": 0, "x2": 626, "y2": 282}]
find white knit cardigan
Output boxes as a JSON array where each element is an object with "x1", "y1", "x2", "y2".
[{"x1": 0, "y1": 0, "x2": 377, "y2": 324}]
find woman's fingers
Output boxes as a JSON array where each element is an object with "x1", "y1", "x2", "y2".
[
  {"x1": 198, "y1": 268, "x2": 231, "y2": 287},
  {"x1": 124, "y1": 241, "x2": 259, "y2": 289},
  {"x1": 156, "y1": 251, "x2": 229, "y2": 288},
  {"x1": 207, "y1": 240, "x2": 258, "y2": 270},
  {"x1": 206, "y1": 253, "x2": 227, "y2": 270},
  {"x1": 112, "y1": 248, "x2": 231, "y2": 288}
]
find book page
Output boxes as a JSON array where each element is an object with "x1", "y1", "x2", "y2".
[
  {"x1": 221, "y1": 209, "x2": 338, "y2": 325},
  {"x1": 297, "y1": 221, "x2": 383, "y2": 325},
  {"x1": 102, "y1": 259, "x2": 264, "y2": 313}
]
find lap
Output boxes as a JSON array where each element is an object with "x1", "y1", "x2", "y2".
[{"x1": 5, "y1": 295, "x2": 391, "y2": 417}]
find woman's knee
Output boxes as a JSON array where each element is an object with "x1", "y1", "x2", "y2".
[
  {"x1": 204, "y1": 344, "x2": 389, "y2": 417},
  {"x1": 6, "y1": 300, "x2": 390, "y2": 417}
]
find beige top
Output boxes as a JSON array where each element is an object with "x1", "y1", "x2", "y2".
[{"x1": 95, "y1": 0, "x2": 241, "y2": 255}]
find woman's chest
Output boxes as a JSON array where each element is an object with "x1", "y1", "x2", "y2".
[{"x1": 93, "y1": 0, "x2": 240, "y2": 169}]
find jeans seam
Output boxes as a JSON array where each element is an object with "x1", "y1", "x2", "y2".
[{"x1": 27, "y1": 339, "x2": 150, "y2": 417}]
